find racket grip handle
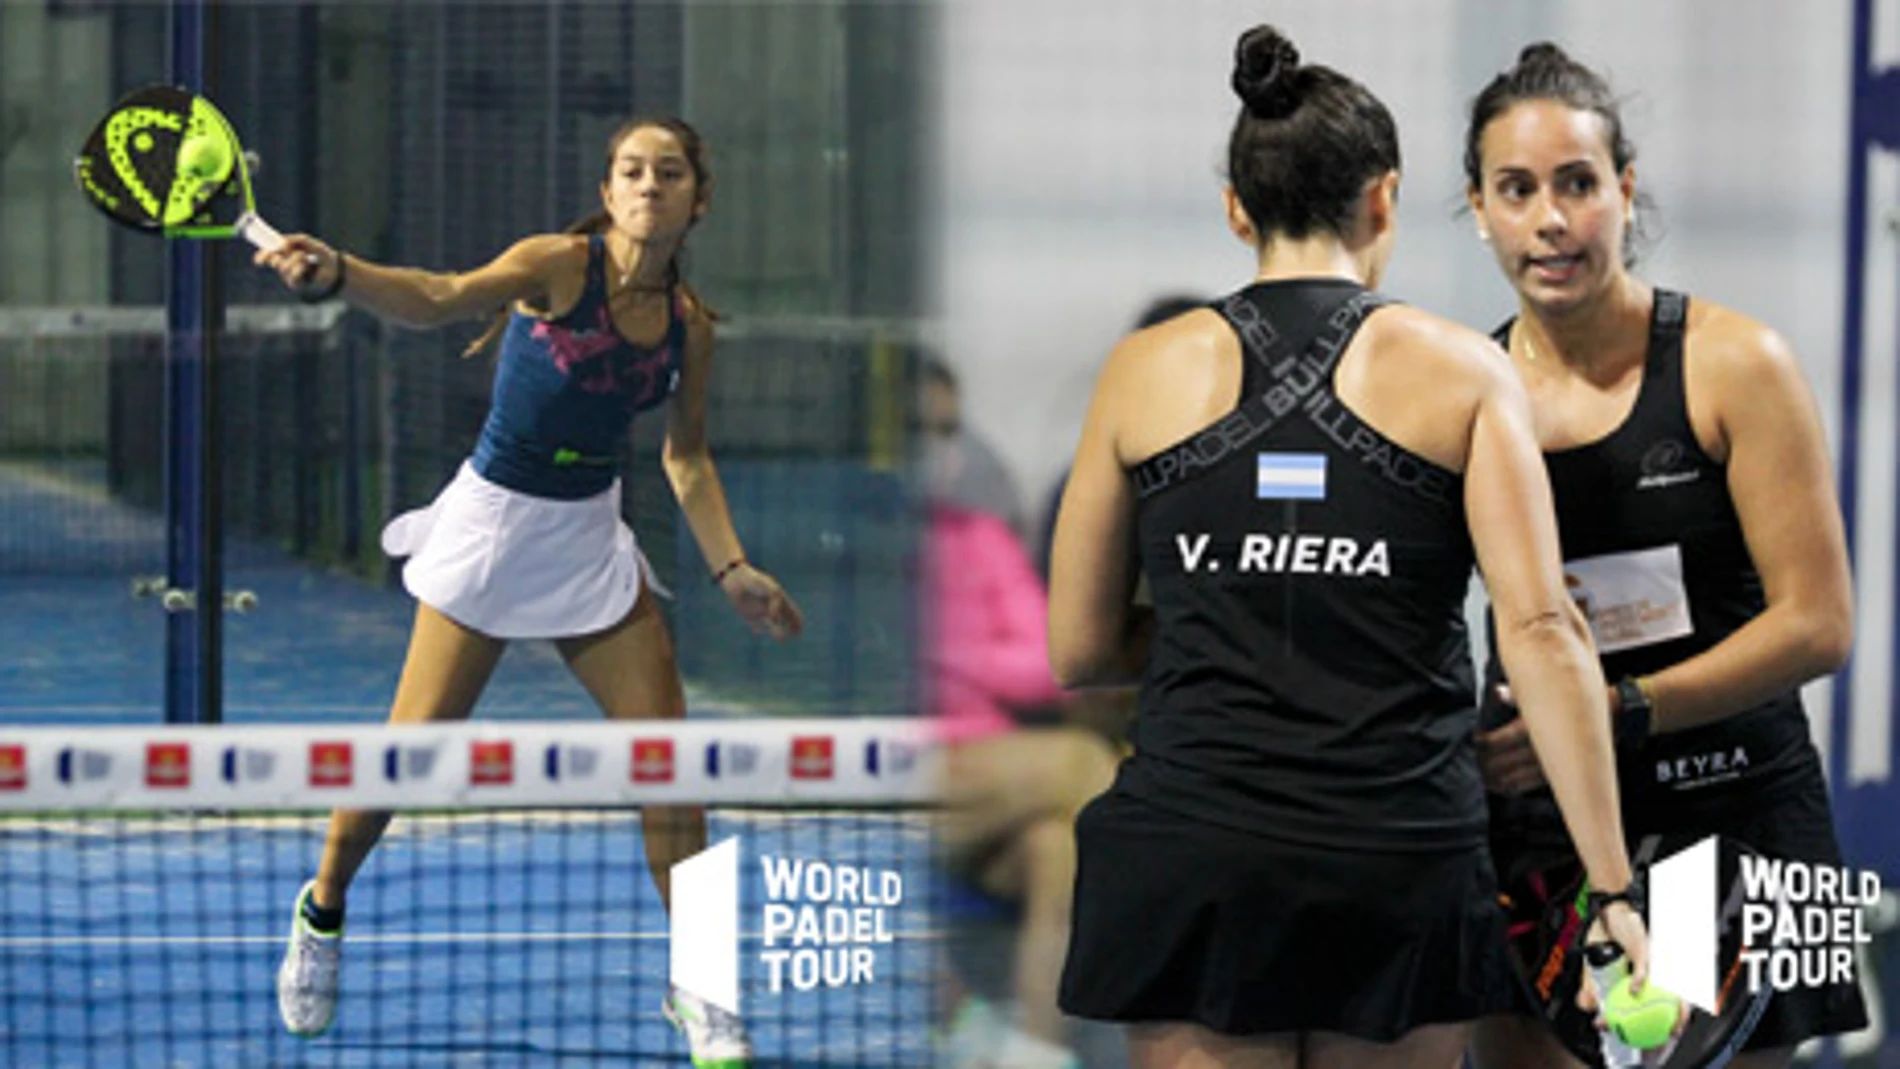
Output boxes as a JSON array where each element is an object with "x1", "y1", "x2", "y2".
[{"x1": 234, "y1": 211, "x2": 285, "y2": 253}]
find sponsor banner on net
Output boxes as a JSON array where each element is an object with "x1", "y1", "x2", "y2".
[{"x1": 0, "y1": 719, "x2": 937, "y2": 810}]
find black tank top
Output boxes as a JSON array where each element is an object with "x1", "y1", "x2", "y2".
[
  {"x1": 1483, "y1": 291, "x2": 1819, "y2": 819},
  {"x1": 1116, "y1": 279, "x2": 1486, "y2": 852}
]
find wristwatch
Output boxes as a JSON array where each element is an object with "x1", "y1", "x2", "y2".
[{"x1": 1613, "y1": 676, "x2": 1653, "y2": 747}]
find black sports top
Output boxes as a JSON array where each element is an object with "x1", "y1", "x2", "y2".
[
  {"x1": 1116, "y1": 280, "x2": 1486, "y2": 851},
  {"x1": 1482, "y1": 290, "x2": 1819, "y2": 818}
]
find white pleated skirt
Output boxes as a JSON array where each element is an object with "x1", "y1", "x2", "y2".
[{"x1": 381, "y1": 461, "x2": 662, "y2": 640}]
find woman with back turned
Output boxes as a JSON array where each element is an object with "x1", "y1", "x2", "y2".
[{"x1": 1047, "y1": 26, "x2": 1650, "y2": 1068}]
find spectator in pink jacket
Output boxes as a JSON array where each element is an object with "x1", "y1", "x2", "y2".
[
  {"x1": 928, "y1": 501, "x2": 1069, "y2": 743},
  {"x1": 922, "y1": 357, "x2": 1121, "y2": 1069}
]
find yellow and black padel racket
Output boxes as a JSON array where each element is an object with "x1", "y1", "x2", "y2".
[{"x1": 73, "y1": 84, "x2": 286, "y2": 252}]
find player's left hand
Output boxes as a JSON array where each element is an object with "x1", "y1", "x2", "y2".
[
  {"x1": 1476, "y1": 684, "x2": 1548, "y2": 795},
  {"x1": 719, "y1": 564, "x2": 804, "y2": 640}
]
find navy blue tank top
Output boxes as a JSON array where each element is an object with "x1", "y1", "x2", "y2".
[
  {"x1": 1483, "y1": 291, "x2": 1820, "y2": 820},
  {"x1": 1116, "y1": 280, "x2": 1486, "y2": 852},
  {"x1": 471, "y1": 233, "x2": 686, "y2": 499}
]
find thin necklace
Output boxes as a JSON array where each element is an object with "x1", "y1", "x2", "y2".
[
  {"x1": 614, "y1": 238, "x2": 638, "y2": 290},
  {"x1": 607, "y1": 235, "x2": 663, "y2": 293}
]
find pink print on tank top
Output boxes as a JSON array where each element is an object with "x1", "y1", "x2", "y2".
[{"x1": 532, "y1": 304, "x2": 676, "y2": 408}]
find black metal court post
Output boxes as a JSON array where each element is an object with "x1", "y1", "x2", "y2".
[
  {"x1": 164, "y1": 0, "x2": 224, "y2": 724},
  {"x1": 1833, "y1": 0, "x2": 1894, "y2": 783},
  {"x1": 1832, "y1": 0, "x2": 1900, "y2": 882}
]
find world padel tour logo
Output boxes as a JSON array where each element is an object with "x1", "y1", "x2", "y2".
[
  {"x1": 383, "y1": 743, "x2": 438, "y2": 783},
  {"x1": 222, "y1": 746, "x2": 276, "y2": 784},
  {"x1": 864, "y1": 738, "x2": 918, "y2": 777},
  {"x1": 544, "y1": 743, "x2": 600, "y2": 781},
  {"x1": 59, "y1": 747, "x2": 113, "y2": 784},
  {"x1": 1649, "y1": 836, "x2": 1883, "y2": 1007},
  {"x1": 668, "y1": 837, "x2": 906, "y2": 1017},
  {"x1": 757, "y1": 854, "x2": 902, "y2": 992},
  {"x1": 705, "y1": 741, "x2": 760, "y2": 779}
]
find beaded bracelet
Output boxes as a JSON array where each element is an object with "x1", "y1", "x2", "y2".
[{"x1": 711, "y1": 558, "x2": 748, "y2": 586}]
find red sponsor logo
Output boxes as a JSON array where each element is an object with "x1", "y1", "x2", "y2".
[
  {"x1": 0, "y1": 745, "x2": 24, "y2": 791},
  {"x1": 146, "y1": 743, "x2": 191, "y2": 789},
  {"x1": 790, "y1": 736, "x2": 835, "y2": 780},
  {"x1": 631, "y1": 739, "x2": 675, "y2": 784},
  {"x1": 470, "y1": 740, "x2": 513, "y2": 786},
  {"x1": 309, "y1": 742, "x2": 353, "y2": 788}
]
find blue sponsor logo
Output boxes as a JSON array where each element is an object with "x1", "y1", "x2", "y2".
[
  {"x1": 544, "y1": 744, "x2": 601, "y2": 781},
  {"x1": 383, "y1": 744, "x2": 439, "y2": 783},
  {"x1": 57, "y1": 748, "x2": 113, "y2": 784},
  {"x1": 219, "y1": 747, "x2": 276, "y2": 784},
  {"x1": 704, "y1": 741, "x2": 761, "y2": 779},
  {"x1": 864, "y1": 738, "x2": 918, "y2": 776}
]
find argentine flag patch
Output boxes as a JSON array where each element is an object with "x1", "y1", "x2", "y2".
[{"x1": 1256, "y1": 452, "x2": 1326, "y2": 500}]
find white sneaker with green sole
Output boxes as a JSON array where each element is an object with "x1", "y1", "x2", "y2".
[
  {"x1": 663, "y1": 986, "x2": 753, "y2": 1068},
  {"x1": 276, "y1": 880, "x2": 342, "y2": 1037}
]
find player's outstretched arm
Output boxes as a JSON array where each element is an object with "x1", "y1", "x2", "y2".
[{"x1": 254, "y1": 233, "x2": 576, "y2": 330}]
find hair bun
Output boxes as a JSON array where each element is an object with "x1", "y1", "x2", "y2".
[
  {"x1": 1232, "y1": 25, "x2": 1302, "y2": 120},
  {"x1": 1516, "y1": 41, "x2": 1571, "y2": 68}
]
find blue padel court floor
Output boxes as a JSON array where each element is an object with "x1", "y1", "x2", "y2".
[
  {"x1": 1, "y1": 460, "x2": 938, "y2": 1066},
  {"x1": 0, "y1": 457, "x2": 914, "y2": 725},
  {"x1": 1, "y1": 811, "x2": 935, "y2": 1068}
]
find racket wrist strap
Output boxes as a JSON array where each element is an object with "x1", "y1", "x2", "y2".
[
  {"x1": 301, "y1": 249, "x2": 347, "y2": 303},
  {"x1": 1586, "y1": 886, "x2": 1640, "y2": 915},
  {"x1": 1580, "y1": 872, "x2": 1647, "y2": 943}
]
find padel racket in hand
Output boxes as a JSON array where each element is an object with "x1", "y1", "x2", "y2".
[
  {"x1": 73, "y1": 84, "x2": 286, "y2": 252},
  {"x1": 1505, "y1": 833, "x2": 1777, "y2": 1068}
]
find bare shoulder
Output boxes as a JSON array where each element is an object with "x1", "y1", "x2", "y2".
[
  {"x1": 502, "y1": 232, "x2": 589, "y2": 270},
  {"x1": 1099, "y1": 307, "x2": 1229, "y2": 390},
  {"x1": 1092, "y1": 307, "x2": 1236, "y2": 460},
  {"x1": 497, "y1": 234, "x2": 591, "y2": 315},
  {"x1": 1358, "y1": 303, "x2": 1515, "y2": 404},
  {"x1": 1683, "y1": 297, "x2": 1805, "y2": 389}
]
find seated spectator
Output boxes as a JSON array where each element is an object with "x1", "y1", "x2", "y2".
[{"x1": 922, "y1": 360, "x2": 1121, "y2": 1069}]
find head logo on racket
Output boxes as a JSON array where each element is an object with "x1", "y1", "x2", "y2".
[{"x1": 74, "y1": 84, "x2": 289, "y2": 252}]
